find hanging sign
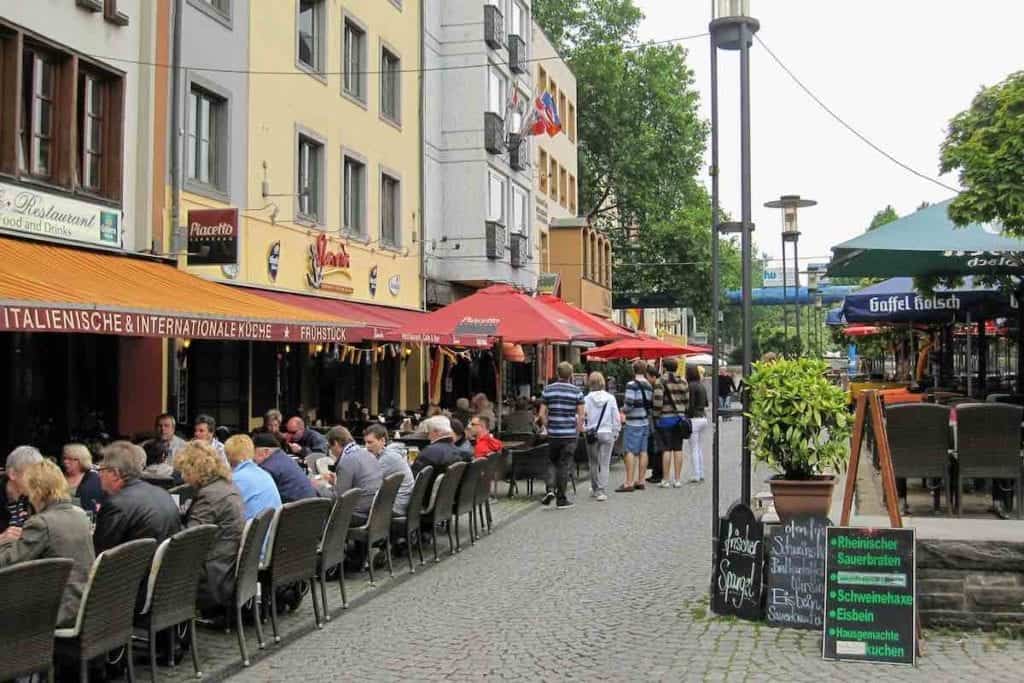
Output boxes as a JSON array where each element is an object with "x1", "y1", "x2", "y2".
[
  {"x1": 712, "y1": 502, "x2": 765, "y2": 620},
  {"x1": 267, "y1": 241, "x2": 281, "y2": 281},
  {"x1": 307, "y1": 233, "x2": 353, "y2": 294},
  {"x1": 187, "y1": 208, "x2": 238, "y2": 265},
  {"x1": 823, "y1": 527, "x2": 916, "y2": 666},
  {"x1": 0, "y1": 181, "x2": 122, "y2": 249},
  {"x1": 766, "y1": 515, "x2": 830, "y2": 630},
  {"x1": 369, "y1": 265, "x2": 379, "y2": 297}
]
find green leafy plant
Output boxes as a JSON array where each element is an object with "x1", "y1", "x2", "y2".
[{"x1": 746, "y1": 357, "x2": 852, "y2": 480}]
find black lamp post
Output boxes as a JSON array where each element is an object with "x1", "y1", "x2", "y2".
[{"x1": 764, "y1": 195, "x2": 816, "y2": 355}]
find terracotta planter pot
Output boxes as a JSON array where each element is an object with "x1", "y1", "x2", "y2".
[{"x1": 769, "y1": 475, "x2": 836, "y2": 522}]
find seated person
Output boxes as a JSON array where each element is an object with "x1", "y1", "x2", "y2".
[
  {"x1": 251, "y1": 408, "x2": 288, "y2": 450},
  {"x1": 1, "y1": 446, "x2": 43, "y2": 532},
  {"x1": 327, "y1": 427, "x2": 381, "y2": 523},
  {"x1": 414, "y1": 404, "x2": 444, "y2": 434},
  {"x1": 412, "y1": 416, "x2": 468, "y2": 498},
  {"x1": 363, "y1": 425, "x2": 413, "y2": 516},
  {"x1": 0, "y1": 459, "x2": 95, "y2": 628},
  {"x1": 283, "y1": 417, "x2": 329, "y2": 460},
  {"x1": 224, "y1": 434, "x2": 282, "y2": 520},
  {"x1": 174, "y1": 441, "x2": 245, "y2": 611},
  {"x1": 451, "y1": 398, "x2": 472, "y2": 427},
  {"x1": 141, "y1": 439, "x2": 175, "y2": 481},
  {"x1": 450, "y1": 419, "x2": 475, "y2": 461},
  {"x1": 251, "y1": 433, "x2": 317, "y2": 504},
  {"x1": 503, "y1": 396, "x2": 538, "y2": 434},
  {"x1": 61, "y1": 443, "x2": 104, "y2": 514},
  {"x1": 146, "y1": 413, "x2": 188, "y2": 469},
  {"x1": 93, "y1": 441, "x2": 181, "y2": 554},
  {"x1": 469, "y1": 414, "x2": 503, "y2": 459}
]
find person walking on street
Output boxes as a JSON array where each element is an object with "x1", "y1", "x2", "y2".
[
  {"x1": 653, "y1": 358, "x2": 689, "y2": 488},
  {"x1": 583, "y1": 372, "x2": 620, "y2": 502},
  {"x1": 686, "y1": 364, "x2": 709, "y2": 482},
  {"x1": 538, "y1": 362, "x2": 584, "y2": 509},
  {"x1": 617, "y1": 360, "x2": 654, "y2": 492},
  {"x1": 717, "y1": 368, "x2": 736, "y2": 419}
]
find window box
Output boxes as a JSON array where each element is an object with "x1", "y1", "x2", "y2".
[
  {"x1": 508, "y1": 34, "x2": 526, "y2": 73},
  {"x1": 510, "y1": 232, "x2": 527, "y2": 268},
  {"x1": 484, "y1": 112, "x2": 505, "y2": 155},
  {"x1": 508, "y1": 134, "x2": 527, "y2": 171},
  {"x1": 485, "y1": 220, "x2": 506, "y2": 260},
  {"x1": 484, "y1": 4, "x2": 504, "y2": 50}
]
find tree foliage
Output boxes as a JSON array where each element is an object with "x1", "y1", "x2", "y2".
[
  {"x1": 940, "y1": 70, "x2": 1024, "y2": 234},
  {"x1": 868, "y1": 205, "x2": 899, "y2": 231}
]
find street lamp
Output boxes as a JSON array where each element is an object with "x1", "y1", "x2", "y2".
[
  {"x1": 764, "y1": 195, "x2": 817, "y2": 355},
  {"x1": 710, "y1": 1, "x2": 759, "y2": 526}
]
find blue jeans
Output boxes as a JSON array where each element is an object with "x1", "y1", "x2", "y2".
[{"x1": 623, "y1": 423, "x2": 649, "y2": 454}]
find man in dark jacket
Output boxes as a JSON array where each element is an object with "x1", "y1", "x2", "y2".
[
  {"x1": 252, "y1": 432, "x2": 318, "y2": 503},
  {"x1": 93, "y1": 441, "x2": 181, "y2": 554},
  {"x1": 411, "y1": 416, "x2": 467, "y2": 492},
  {"x1": 284, "y1": 416, "x2": 329, "y2": 461}
]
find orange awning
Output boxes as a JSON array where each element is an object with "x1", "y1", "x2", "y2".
[{"x1": 0, "y1": 237, "x2": 357, "y2": 343}]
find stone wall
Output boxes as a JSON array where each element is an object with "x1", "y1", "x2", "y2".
[{"x1": 917, "y1": 538, "x2": 1024, "y2": 631}]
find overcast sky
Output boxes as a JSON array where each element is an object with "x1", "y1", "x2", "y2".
[{"x1": 634, "y1": 0, "x2": 1022, "y2": 280}]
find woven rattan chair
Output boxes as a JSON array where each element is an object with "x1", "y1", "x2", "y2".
[
  {"x1": 259, "y1": 498, "x2": 332, "y2": 640},
  {"x1": 419, "y1": 462, "x2": 465, "y2": 562},
  {"x1": 317, "y1": 489, "x2": 362, "y2": 617},
  {"x1": 475, "y1": 454, "x2": 499, "y2": 536},
  {"x1": 135, "y1": 524, "x2": 218, "y2": 682},
  {"x1": 349, "y1": 473, "x2": 404, "y2": 586},
  {"x1": 390, "y1": 465, "x2": 434, "y2": 571},
  {"x1": 886, "y1": 403, "x2": 954, "y2": 514},
  {"x1": 453, "y1": 458, "x2": 486, "y2": 550},
  {"x1": 956, "y1": 403, "x2": 1024, "y2": 518},
  {"x1": 0, "y1": 558, "x2": 73, "y2": 682},
  {"x1": 230, "y1": 507, "x2": 274, "y2": 666},
  {"x1": 55, "y1": 538, "x2": 157, "y2": 683}
]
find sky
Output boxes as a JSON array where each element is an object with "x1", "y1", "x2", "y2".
[{"x1": 633, "y1": 0, "x2": 1023, "y2": 281}]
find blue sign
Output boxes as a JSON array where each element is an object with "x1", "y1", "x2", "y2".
[{"x1": 847, "y1": 344, "x2": 858, "y2": 375}]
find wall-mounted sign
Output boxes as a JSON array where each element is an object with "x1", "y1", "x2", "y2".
[
  {"x1": 388, "y1": 274, "x2": 401, "y2": 297},
  {"x1": 0, "y1": 181, "x2": 122, "y2": 249},
  {"x1": 267, "y1": 241, "x2": 281, "y2": 281},
  {"x1": 307, "y1": 233, "x2": 353, "y2": 294},
  {"x1": 369, "y1": 265, "x2": 378, "y2": 297},
  {"x1": 187, "y1": 208, "x2": 238, "y2": 265}
]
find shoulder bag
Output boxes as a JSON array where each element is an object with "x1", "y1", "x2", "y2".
[
  {"x1": 655, "y1": 376, "x2": 692, "y2": 438},
  {"x1": 585, "y1": 398, "x2": 609, "y2": 445}
]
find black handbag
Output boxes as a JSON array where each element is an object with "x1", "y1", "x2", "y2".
[
  {"x1": 658, "y1": 375, "x2": 692, "y2": 439},
  {"x1": 585, "y1": 399, "x2": 609, "y2": 445}
]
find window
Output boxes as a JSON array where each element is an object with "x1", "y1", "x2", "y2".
[
  {"x1": 297, "y1": 134, "x2": 323, "y2": 222},
  {"x1": 548, "y1": 77, "x2": 556, "y2": 99},
  {"x1": 193, "y1": 0, "x2": 229, "y2": 16},
  {"x1": 380, "y1": 173, "x2": 400, "y2": 247},
  {"x1": 79, "y1": 73, "x2": 103, "y2": 191},
  {"x1": 510, "y1": 1, "x2": 526, "y2": 38},
  {"x1": 559, "y1": 91, "x2": 567, "y2": 133},
  {"x1": 297, "y1": 0, "x2": 324, "y2": 73},
  {"x1": 343, "y1": 19, "x2": 366, "y2": 101},
  {"x1": 540, "y1": 231, "x2": 549, "y2": 270},
  {"x1": 568, "y1": 103, "x2": 576, "y2": 143},
  {"x1": 537, "y1": 66, "x2": 547, "y2": 94},
  {"x1": 569, "y1": 174, "x2": 577, "y2": 214},
  {"x1": 20, "y1": 49, "x2": 56, "y2": 178},
  {"x1": 487, "y1": 65, "x2": 506, "y2": 114},
  {"x1": 343, "y1": 155, "x2": 366, "y2": 236},
  {"x1": 512, "y1": 184, "x2": 528, "y2": 237},
  {"x1": 187, "y1": 86, "x2": 226, "y2": 191},
  {"x1": 510, "y1": 89, "x2": 527, "y2": 133},
  {"x1": 538, "y1": 149, "x2": 548, "y2": 194},
  {"x1": 548, "y1": 155, "x2": 557, "y2": 201},
  {"x1": 487, "y1": 171, "x2": 506, "y2": 224},
  {"x1": 380, "y1": 48, "x2": 400, "y2": 123},
  {"x1": 559, "y1": 166, "x2": 568, "y2": 208}
]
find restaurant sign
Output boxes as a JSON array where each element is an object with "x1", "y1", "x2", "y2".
[
  {"x1": 0, "y1": 304, "x2": 351, "y2": 344},
  {"x1": 307, "y1": 233, "x2": 354, "y2": 294},
  {"x1": 187, "y1": 208, "x2": 238, "y2": 265},
  {"x1": 0, "y1": 181, "x2": 122, "y2": 249}
]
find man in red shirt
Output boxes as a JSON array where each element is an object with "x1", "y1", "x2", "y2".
[{"x1": 469, "y1": 415, "x2": 503, "y2": 459}]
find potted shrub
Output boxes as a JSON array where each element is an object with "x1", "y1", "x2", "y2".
[{"x1": 746, "y1": 357, "x2": 852, "y2": 521}]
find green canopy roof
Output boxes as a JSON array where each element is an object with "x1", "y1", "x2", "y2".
[{"x1": 827, "y1": 199, "x2": 1024, "y2": 278}]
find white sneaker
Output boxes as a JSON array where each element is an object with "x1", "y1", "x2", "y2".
[
  {"x1": 596, "y1": 493, "x2": 608, "y2": 502},
  {"x1": 659, "y1": 480, "x2": 672, "y2": 488},
  {"x1": 672, "y1": 480, "x2": 683, "y2": 488}
]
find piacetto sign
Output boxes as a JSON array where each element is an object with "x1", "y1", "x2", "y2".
[{"x1": 187, "y1": 208, "x2": 238, "y2": 265}]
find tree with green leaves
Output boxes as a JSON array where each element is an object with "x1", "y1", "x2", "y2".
[
  {"x1": 941, "y1": 70, "x2": 1024, "y2": 233},
  {"x1": 868, "y1": 205, "x2": 899, "y2": 231}
]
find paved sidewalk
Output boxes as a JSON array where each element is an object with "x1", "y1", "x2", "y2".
[{"x1": 223, "y1": 421, "x2": 1024, "y2": 682}]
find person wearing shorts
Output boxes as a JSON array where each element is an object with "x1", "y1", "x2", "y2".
[
  {"x1": 653, "y1": 357, "x2": 689, "y2": 488},
  {"x1": 617, "y1": 359, "x2": 654, "y2": 492}
]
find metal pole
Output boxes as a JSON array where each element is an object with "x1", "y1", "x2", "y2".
[
  {"x1": 793, "y1": 239, "x2": 801, "y2": 355},
  {"x1": 739, "y1": 21, "x2": 753, "y2": 506},
  {"x1": 709, "y1": 30, "x2": 721, "y2": 546},
  {"x1": 781, "y1": 238, "x2": 788, "y2": 345},
  {"x1": 966, "y1": 313, "x2": 973, "y2": 397}
]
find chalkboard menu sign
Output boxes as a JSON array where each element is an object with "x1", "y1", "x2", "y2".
[
  {"x1": 823, "y1": 527, "x2": 916, "y2": 666},
  {"x1": 766, "y1": 515, "x2": 830, "y2": 630},
  {"x1": 712, "y1": 502, "x2": 764, "y2": 620}
]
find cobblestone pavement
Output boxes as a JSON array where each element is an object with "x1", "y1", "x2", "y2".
[{"x1": 218, "y1": 421, "x2": 1024, "y2": 682}]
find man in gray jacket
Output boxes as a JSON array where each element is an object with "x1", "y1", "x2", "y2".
[
  {"x1": 327, "y1": 426, "x2": 382, "y2": 524},
  {"x1": 363, "y1": 424, "x2": 414, "y2": 515}
]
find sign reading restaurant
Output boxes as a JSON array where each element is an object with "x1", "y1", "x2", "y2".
[
  {"x1": 0, "y1": 304, "x2": 350, "y2": 344},
  {"x1": 0, "y1": 181, "x2": 122, "y2": 249}
]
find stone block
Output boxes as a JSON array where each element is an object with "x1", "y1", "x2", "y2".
[
  {"x1": 918, "y1": 577, "x2": 964, "y2": 595},
  {"x1": 918, "y1": 592, "x2": 966, "y2": 611},
  {"x1": 964, "y1": 573, "x2": 1023, "y2": 589},
  {"x1": 917, "y1": 538, "x2": 1024, "y2": 572},
  {"x1": 918, "y1": 568, "x2": 971, "y2": 582},
  {"x1": 967, "y1": 586, "x2": 1024, "y2": 611},
  {"x1": 920, "y1": 608, "x2": 1024, "y2": 632}
]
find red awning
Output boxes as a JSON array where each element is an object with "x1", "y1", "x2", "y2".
[
  {"x1": 584, "y1": 334, "x2": 707, "y2": 360},
  {"x1": 535, "y1": 294, "x2": 633, "y2": 342},
  {"x1": 255, "y1": 289, "x2": 426, "y2": 342}
]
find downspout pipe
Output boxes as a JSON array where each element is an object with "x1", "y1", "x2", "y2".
[{"x1": 169, "y1": 0, "x2": 183, "y2": 252}]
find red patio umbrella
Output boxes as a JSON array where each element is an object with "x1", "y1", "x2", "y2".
[
  {"x1": 535, "y1": 294, "x2": 633, "y2": 342},
  {"x1": 584, "y1": 334, "x2": 706, "y2": 360},
  {"x1": 842, "y1": 325, "x2": 883, "y2": 337}
]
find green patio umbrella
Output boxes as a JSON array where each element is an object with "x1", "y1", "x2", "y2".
[{"x1": 827, "y1": 199, "x2": 1024, "y2": 279}]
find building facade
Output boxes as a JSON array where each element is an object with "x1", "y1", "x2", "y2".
[
  {"x1": 549, "y1": 217, "x2": 613, "y2": 319},
  {"x1": 423, "y1": 0, "x2": 537, "y2": 305}
]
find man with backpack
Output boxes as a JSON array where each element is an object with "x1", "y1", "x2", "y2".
[
  {"x1": 653, "y1": 357, "x2": 690, "y2": 488},
  {"x1": 617, "y1": 359, "x2": 655, "y2": 492}
]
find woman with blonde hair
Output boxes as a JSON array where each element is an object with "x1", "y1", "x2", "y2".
[
  {"x1": 62, "y1": 443, "x2": 104, "y2": 513},
  {"x1": 583, "y1": 372, "x2": 620, "y2": 502},
  {"x1": 0, "y1": 459, "x2": 95, "y2": 627},
  {"x1": 175, "y1": 441, "x2": 245, "y2": 611}
]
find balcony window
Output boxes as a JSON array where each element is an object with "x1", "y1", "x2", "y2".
[
  {"x1": 487, "y1": 170, "x2": 506, "y2": 224},
  {"x1": 487, "y1": 65, "x2": 506, "y2": 115},
  {"x1": 512, "y1": 184, "x2": 528, "y2": 238}
]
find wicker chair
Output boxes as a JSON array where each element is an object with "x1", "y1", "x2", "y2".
[
  {"x1": 259, "y1": 498, "x2": 332, "y2": 640},
  {"x1": 0, "y1": 558, "x2": 73, "y2": 682},
  {"x1": 316, "y1": 489, "x2": 362, "y2": 617},
  {"x1": 956, "y1": 403, "x2": 1024, "y2": 518},
  {"x1": 348, "y1": 473, "x2": 404, "y2": 586},
  {"x1": 510, "y1": 445, "x2": 550, "y2": 497},
  {"x1": 419, "y1": 461, "x2": 465, "y2": 562},
  {"x1": 453, "y1": 458, "x2": 486, "y2": 551},
  {"x1": 230, "y1": 507, "x2": 274, "y2": 666},
  {"x1": 135, "y1": 524, "x2": 218, "y2": 682},
  {"x1": 55, "y1": 538, "x2": 158, "y2": 683},
  {"x1": 885, "y1": 404, "x2": 954, "y2": 514},
  {"x1": 390, "y1": 465, "x2": 434, "y2": 571},
  {"x1": 475, "y1": 454, "x2": 499, "y2": 536}
]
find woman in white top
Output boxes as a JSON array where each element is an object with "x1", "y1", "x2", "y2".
[{"x1": 583, "y1": 372, "x2": 621, "y2": 501}]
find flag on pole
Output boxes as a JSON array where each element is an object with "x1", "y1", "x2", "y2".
[{"x1": 522, "y1": 91, "x2": 562, "y2": 137}]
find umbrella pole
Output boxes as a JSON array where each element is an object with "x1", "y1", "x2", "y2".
[{"x1": 495, "y1": 339, "x2": 503, "y2": 433}]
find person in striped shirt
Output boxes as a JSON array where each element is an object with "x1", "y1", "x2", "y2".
[
  {"x1": 539, "y1": 362, "x2": 584, "y2": 509},
  {"x1": 617, "y1": 359, "x2": 654, "y2": 492}
]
